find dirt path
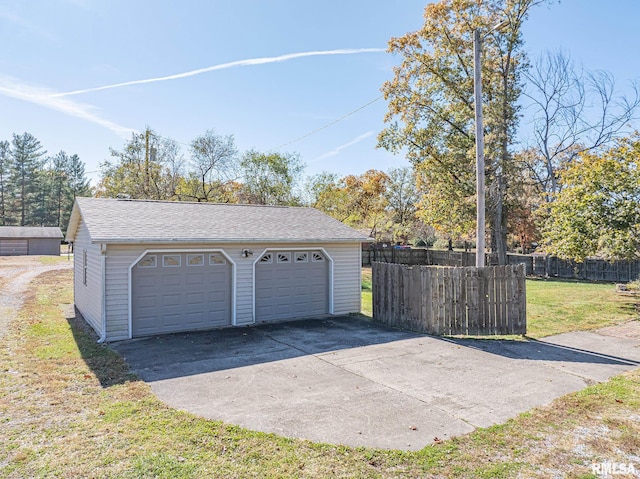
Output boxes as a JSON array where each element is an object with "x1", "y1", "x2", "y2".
[{"x1": 0, "y1": 256, "x2": 73, "y2": 340}]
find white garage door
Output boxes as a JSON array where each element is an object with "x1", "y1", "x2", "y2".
[
  {"x1": 0, "y1": 239, "x2": 28, "y2": 255},
  {"x1": 255, "y1": 250, "x2": 328, "y2": 322},
  {"x1": 132, "y1": 252, "x2": 232, "y2": 337}
]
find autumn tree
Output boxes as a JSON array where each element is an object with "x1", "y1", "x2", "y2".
[
  {"x1": 96, "y1": 128, "x2": 183, "y2": 200},
  {"x1": 523, "y1": 50, "x2": 640, "y2": 199},
  {"x1": 508, "y1": 156, "x2": 540, "y2": 252},
  {"x1": 305, "y1": 172, "x2": 349, "y2": 220},
  {"x1": 384, "y1": 167, "x2": 419, "y2": 242},
  {"x1": 341, "y1": 169, "x2": 390, "y2": 238},
  {"x1": 542, "y1": 135, "x2": 640, "y2": 261},
  {"x1": 239, "y1": 150, "x2": 304, "y2": 205},
  {"x1": 379, "y1": 0, "x2": 544, "y2": 264}
]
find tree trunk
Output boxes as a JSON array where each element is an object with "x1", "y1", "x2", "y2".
[{"x1": 493, "y1": 176, "x2": 508, "y2": 265}]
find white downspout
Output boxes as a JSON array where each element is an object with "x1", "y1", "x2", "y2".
[{"x1": 97, "y1": 243, "x2": 107, "y2": 343}]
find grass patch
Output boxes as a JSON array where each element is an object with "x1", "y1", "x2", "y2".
[
  {"x1": 526, "y1": 278, "x2": 637, "y2": 338},
  {"x1": 361, "y1": 267, "x2": 372, "y2": 317},
  {"x1": 360, "y1": 268, "x2": 638, "y2": 338},
  {"x1": 1, "y1": 268, "x2": 639, "y2": 478},
  {"x1": 39, "y1": 255, "x2": 72, "y2": 265}
]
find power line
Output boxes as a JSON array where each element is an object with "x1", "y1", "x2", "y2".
[
  {"x1": 273, "y1": 96, "x2": 383, "y2": 150},
  {"x1": 106, "y1": 95, "x2": 385, "y2": 154}
]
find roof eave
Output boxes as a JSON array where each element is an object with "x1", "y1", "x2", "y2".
[
  {"x1": 65, "y1": 202, "x2": 82, "y2": 243},
  {"x1": 90, "y1": 237, "x2": 369, "y2": 245}
]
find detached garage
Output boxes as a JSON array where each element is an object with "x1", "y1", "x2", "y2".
[
  {"x1": 0, "y1": 226, "x2": 62, "y2": 255},
  {"x1": 65, "y1": 197, "x2": 368, "y2": 342}
]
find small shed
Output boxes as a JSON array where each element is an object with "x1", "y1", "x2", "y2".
[
  {"x1": 65, "y1": 197, "x2": 369, "y2": 342},
  {"x1": 0, "y1": 226, "x2": 63, "y2": 256}
]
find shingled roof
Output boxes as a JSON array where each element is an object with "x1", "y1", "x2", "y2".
[
  {"x1": 0, "y1": 226, "x2": 63, "y2": 239},
  {"x1": 66, "y1": 197, "x2": 369, "y2": 244}
]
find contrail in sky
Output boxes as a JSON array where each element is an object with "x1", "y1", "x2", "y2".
[
  {"x1": 51, "y1": 48, "x2": 386, "y2": 97},
  {"x1": 312, "y1": 131, "x2": 374, "y2": 162},
  {"x1": 0, "y1": 76, "x2": 135, "y2": 138}
]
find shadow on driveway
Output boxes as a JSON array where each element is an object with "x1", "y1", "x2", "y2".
[
  {"x1": 111, "y1": 316, "x2": 418, "y2": 382},
  {"x1": 112, "y1": 316, "x2": 640, "y2": 383},
  {"x1": 444, "y1": 336, "x2": 640, "y2": 366}
]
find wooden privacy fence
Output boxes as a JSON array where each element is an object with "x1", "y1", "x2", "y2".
[
  {"x1": 363, "y1": 249, "x2": 640, "y2": 283},
  {"x1": 372, "y1": 262, "x2": 526, "y2": 336}
]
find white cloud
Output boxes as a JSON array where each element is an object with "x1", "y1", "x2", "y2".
[
  {"x1": 51, "y1": 48, "x2": 386, "y2": 97},
  {"x1": 0, "y1": 76, "x2": 135, "y2": 138},
  {"x1": 312, "y1": 131, "x2": 375, "y2": 162}
]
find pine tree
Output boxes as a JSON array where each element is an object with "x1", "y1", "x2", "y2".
[
  {"x1": 62, "y1": 153, "x2": 90, "y2": 232},
  {"x1": 0, "y1": 140, "x2": 11, "y2": 225},
  {"x1": 10, "y1": 132, "x2": 46, "y2": 226}
]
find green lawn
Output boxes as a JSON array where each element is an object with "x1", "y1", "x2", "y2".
[
  {"x1": 526, "y1": 277, "x2": 638, "y2": 337},
  {"x1": 1, "y1": 268, "x2": 639, "y2": 478},
  {"x1": 361, "y1": 267, "x2": 638, "y2": 338},
  {"x1": 361, "y1": 267, "x2": 372, "y2": 317}
]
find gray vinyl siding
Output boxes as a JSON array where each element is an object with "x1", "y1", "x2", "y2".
[
  {"x1": 72, "y1": 220, "x2": 102, "y2": 336},
  {"x1": 101, "y1": 242, "x2": 362, "y2": 341},
  {"x1": 104, "y1": 250, "x2": 137, "y2": 341},
  {"x1": 330, "y1": 244, "x2": 362, "y2": 315}
]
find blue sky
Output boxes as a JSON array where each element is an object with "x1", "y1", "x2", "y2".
[{"x1": 0, "y1": 0, "x2": 638, "y2": 186}]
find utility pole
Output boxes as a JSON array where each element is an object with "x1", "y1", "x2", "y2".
[
  {"x1": 473, "y1": 28, "x2": 485, "y2": 268},
  {"x1": 144, "y1": 128, "x2": 150, "y2": 197}
]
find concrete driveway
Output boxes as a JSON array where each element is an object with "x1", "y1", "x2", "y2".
[{"x1": 112, "y1": 316, "x2": 640, "y2": 450}]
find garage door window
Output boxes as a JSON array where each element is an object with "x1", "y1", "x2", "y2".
[
  {"x1": 277, "y1": 252, "x2": 291, "y2": 263},
  {"x1": 187, "y1": 254, "x2": 204, "y2": 266},
  {"x1": 163, "y1": 255, "x2": 181, "y2": 267},
  {"x1": 209, "y1": 253, "x2": 226, "y2": 265},
  {"x1": 312, "y1": 252, "x2": 325, "y2": 262},
  {"x1": 295, "y1": 252, "x2": 308, "y2": 263},
  {"x1": 259, "y1": 253, "x2": 272, "y2": 264},
  {"x1": 137, "y1": 255, "x2": 157, "y2": 268}
]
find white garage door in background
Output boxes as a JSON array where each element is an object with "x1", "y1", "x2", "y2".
[
  {"x1": 255, "y1": 250, "x2": 329, "y2": 322},
  {"x1": 132, "y1": 252, "x2": 232, "y2": 337}
]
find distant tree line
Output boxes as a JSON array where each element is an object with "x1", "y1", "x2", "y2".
[
  {"x1": 0, "y1": 132, "x2": 90, "y2": 233},
  {"x1": 96, "y1": 128, "x2": 305, "y2": 207},
  {"x1": 98, "y1": 127, "x2": 434, "y2": 245}
]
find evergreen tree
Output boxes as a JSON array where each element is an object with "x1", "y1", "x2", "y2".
[
  {"x1": 63, "y1": 153, "x2": 91, "y2": 232},
  {"x1": 0, "y1": 140, "x2": 11, "y2": 225},
  {"x1": 10, "y1": 132, "x2": 46, "y2": 226}
]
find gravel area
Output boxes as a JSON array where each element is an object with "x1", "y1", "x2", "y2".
[{"x1": 0, "y1": 256, "x2": 73, "y2": 340}]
